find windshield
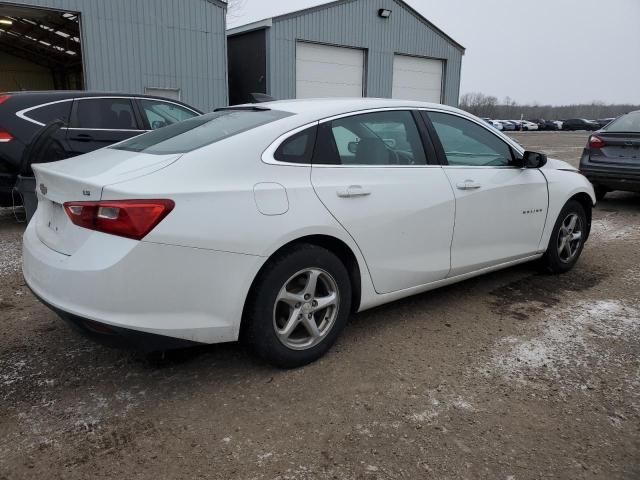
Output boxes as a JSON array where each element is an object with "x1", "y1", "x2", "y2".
[
  {"x1": 602, "y1": 112, "x2": 640, "y2": 133},
  {"x1": 112, "y1": 109, "x2": 293, "y2": 154}
]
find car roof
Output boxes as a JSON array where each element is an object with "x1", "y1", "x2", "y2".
[
  {"x1": 1, "y1": 91, "x2": 201, "y2": 111},
  {"x1": 246, "y1": 98, "x2": 466, "y2": 123}
]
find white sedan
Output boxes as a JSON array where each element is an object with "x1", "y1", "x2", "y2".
[{"x1": 23, "y1": 99, "x2": 595, "y2": 368}]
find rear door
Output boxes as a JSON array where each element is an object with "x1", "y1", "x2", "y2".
[
  {"x1": 424, "y1": 110, "x2": 548, "y2": 276},
  {"x1": 66, "y1": 97, "x2": 144, "y2": 156},
  {"x1": 310, "y1": 109, "x2": 455, "y2": 294}
]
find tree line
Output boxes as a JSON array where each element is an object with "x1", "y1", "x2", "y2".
[{"x1": 459, "y1": 92, "x2": 639, "y2": 121}]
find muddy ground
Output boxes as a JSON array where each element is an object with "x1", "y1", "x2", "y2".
[{"x1": 1, "y1": 132, "x2": 639, "y2": 479}]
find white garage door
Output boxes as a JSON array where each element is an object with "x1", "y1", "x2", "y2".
[
  {"x1": 296, "y1": 42, "x2": 364, "y2": 99},
  {"x1": 392, "y1": 55, "x2": 443, "y2": 103}
]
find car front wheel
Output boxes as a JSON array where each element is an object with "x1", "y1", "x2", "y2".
[
  {"x1": 541, "y1": 200, "x2": 587, "y2": 274},
  {"x1": 243, "y1": 244, "x2": 352, "y2": 368}
]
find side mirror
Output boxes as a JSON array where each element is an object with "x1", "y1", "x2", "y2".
[
  {"x1": 348, "y1": 141, "x2": 359, "y2": 154},
  {"x1": 152, "y1": 120, "x2": 167, "y2": 130},
  {"x1": 522, "y1": 150, "x2": 547, "y2": 168}
]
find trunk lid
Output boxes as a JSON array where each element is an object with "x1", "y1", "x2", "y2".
[
  {"x1": 32, "y1": 148, "x2": 181, "y2": 255},
  {"x1": 590, "y1": 132, "x2": 640, "y2": 166}
]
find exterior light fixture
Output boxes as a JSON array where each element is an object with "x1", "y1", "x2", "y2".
[
  {"x1": 378, "y1": 9, "x2": 392, "y2": 19},
  {"x1": 0, "y1": 19, "x2": 13, "y2": 26}
]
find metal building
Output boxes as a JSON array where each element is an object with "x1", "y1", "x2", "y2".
[
  {"x1": 0, "y1": 0, "x2": 228, "y2": 110},
  {"x1": 227, "y1": 0, "x2": 464, "y2": 106}
]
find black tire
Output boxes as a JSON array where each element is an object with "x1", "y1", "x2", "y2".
[
  {"x1": 540, "y1": 200, "x2": 588, "y2": 274},
  {"x1": 243, "y1": 244, "x2": 352, "y2": 369},
  {"x1": 594, "y1": 185, "x2": 609, "y2": 201}
]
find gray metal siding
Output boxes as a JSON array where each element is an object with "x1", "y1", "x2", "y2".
[
  {"x1": 2, "y1": 0, "x2": 228, "y2": 110},
  {"x1": 268, "y1": 0, "x2": 463, "y2": 106}
]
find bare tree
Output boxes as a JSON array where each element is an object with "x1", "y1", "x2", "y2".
[
  {"x1": 459, "y1": 92, "x2": 639, "y2": 120},
  {"x1": 227, "y1": 0, "x2": 247, "y2": 20}
]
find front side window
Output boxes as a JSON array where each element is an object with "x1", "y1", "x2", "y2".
[
  {"x1": 112, "y1": 109, "x2": 292, "y2": 155},
  {"x1": 427, "y1": 112, "x2": 514, "y2": 167},
  {"x1": 316, "y1": 111, "x2": 427, "y2": 166},
  {"x1": 140, "y1": 99, "x2": 199, "y2": 130},
  {"x1": 73, "y1": 98, "x2": 138, "y2": 130}
]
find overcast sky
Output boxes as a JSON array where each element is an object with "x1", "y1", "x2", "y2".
[{"x1": 227, "y1": 0, "x2": 640, "y2": 106}]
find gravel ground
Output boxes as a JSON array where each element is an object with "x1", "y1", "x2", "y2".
[{"x1": 1, "y1": 132, "x2": 639, "y2": 480}]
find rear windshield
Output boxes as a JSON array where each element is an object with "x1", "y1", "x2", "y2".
[
  {"x1": 602, "y1": 112, "x2": 640, "y2": 133},
  {"x1": 112, "y1": 109, "x2": 292, "y2": 154}
]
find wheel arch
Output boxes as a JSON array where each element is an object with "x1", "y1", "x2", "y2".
[
  {"x1": 569, "y1": 192, "x2": 593, "y2": 240},
  {"x1": 241, "y1": 234, "x2": 364, "y2": 334}
]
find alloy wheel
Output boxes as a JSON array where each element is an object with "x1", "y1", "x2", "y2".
[
  {"x1": 273, "y1": 268, "x2": 340, "y2": 351},
  {"x1": 557, "y1": 213, "x2": 583, "y2": 263}
]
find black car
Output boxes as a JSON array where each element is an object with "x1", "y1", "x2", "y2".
[
  {"x1": 595, "y1": 118, "x2": 616, "y2": 129},
  {"x1": 579, "y1": 110, "x2": 640, "y2": 200},
  {"x1": 562, "y1": 118, "x2": 599, "y2": 131},
  {"x1": 0, "y1": 91, "x2": 202, "y2": 207}
]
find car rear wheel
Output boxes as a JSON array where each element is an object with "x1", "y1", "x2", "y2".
[
  {"x1": 243, "y1": 244, "x2": 352, "y2": 368},
  {"x1": 541, "y1": 200, "x2": 587, "y2": 274}
]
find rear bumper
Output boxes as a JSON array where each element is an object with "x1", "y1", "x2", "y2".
[
  {"x1": 23, "y1": 215, "x2": 264, "y2": 347},
  {"x1": 30, "y1": 286, "x2": 202, "y2": 352},
  {"x1": 580, "y1": 167, "x2": 640, "y2": 193}
]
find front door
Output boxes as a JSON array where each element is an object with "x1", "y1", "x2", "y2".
[
  {"x1": 311, "y1": 110, "x2": 455, "y2": 294},
  {"x1": 66, "y1": 97, "x2": 144, "y2": 156},
  {"x1": 424, "y1": 111, "x2": 548, "y2": 277}
]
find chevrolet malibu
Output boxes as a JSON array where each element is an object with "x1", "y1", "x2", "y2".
[{"x1": 23, "y1": 99, "x2": 595, "y2": 368}]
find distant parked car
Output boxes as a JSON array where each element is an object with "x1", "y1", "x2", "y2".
[
  {"x1": 510, "y1": 120, "x2": 524, "y2": 131},
  {"x1": 595, "y1": 118, "x2": 616, "y2": 129},
  {"x1": 0, "y1": 91, "x2": 202, "y2": 207},
  {"x1": 528, "y1": 119, "x2": 547, "y2": 130},
  {"x1": 562, "y1": 119, "x2": 599, "y2": 131},
  {"x1": 553, "y1": 120, "x2": 564, "y2": 130},
  {"x1": 521, "y1": 121, "x2": 539, "y2": 131},
  {"x1": 482, "y1": 118, "x2": 503, "y2": 131},
  {"x1": 542, "y1": 120, "x2": 560, "y2": 131},
  {"x1": 499, "y1": 120, "x2": 516, "y2": 131},
  {"x1": 579, "y1": 110, "x2": 640, "y2": 200}
]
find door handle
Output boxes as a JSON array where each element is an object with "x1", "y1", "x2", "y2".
[
  {"x1": 70, "y1": 134, "x2": 93, "y2": 142},
  {"x1": 337, "y1": 185, "x2": 371, "y2": 198},
  {"x1": 456, "y1": 180, "x2": 482, "y2": 190}
]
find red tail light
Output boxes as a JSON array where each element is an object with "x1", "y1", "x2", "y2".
[
  {"x1": 64, "y1": 199, "x2": 175, "y2": 240},
  {"x1": 589, "y1": 135, "x2": 606, "y2": 149},
  {"x1": 0, "y1": 95, "x2": 11, "y2": 105},
  {"x1": 0, "y1": 129, "x2": 13, "y2": 143}
]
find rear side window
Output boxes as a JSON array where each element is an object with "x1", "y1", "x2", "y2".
[
  {"x1": 27, "y1": 101, "x2": 72, "y2": 125},
  {"x1": 274, "y1": 127, "x2": 317, "y2": 164},
  {"x1": 112, "y1": 109, "x2": 293, "y2": 155},
  {"x1": 139, "y1": 99, "x2": 199, "y2": 130},
  {"x1": 313, "y1": 111, "x2": 427, "y2": 166},
  {"x1": 603, "y1": 112, "x2": 640, "y2": 133},
  {"x1": 72, "y1": 98, "x2": 138, "y2": 130}
]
